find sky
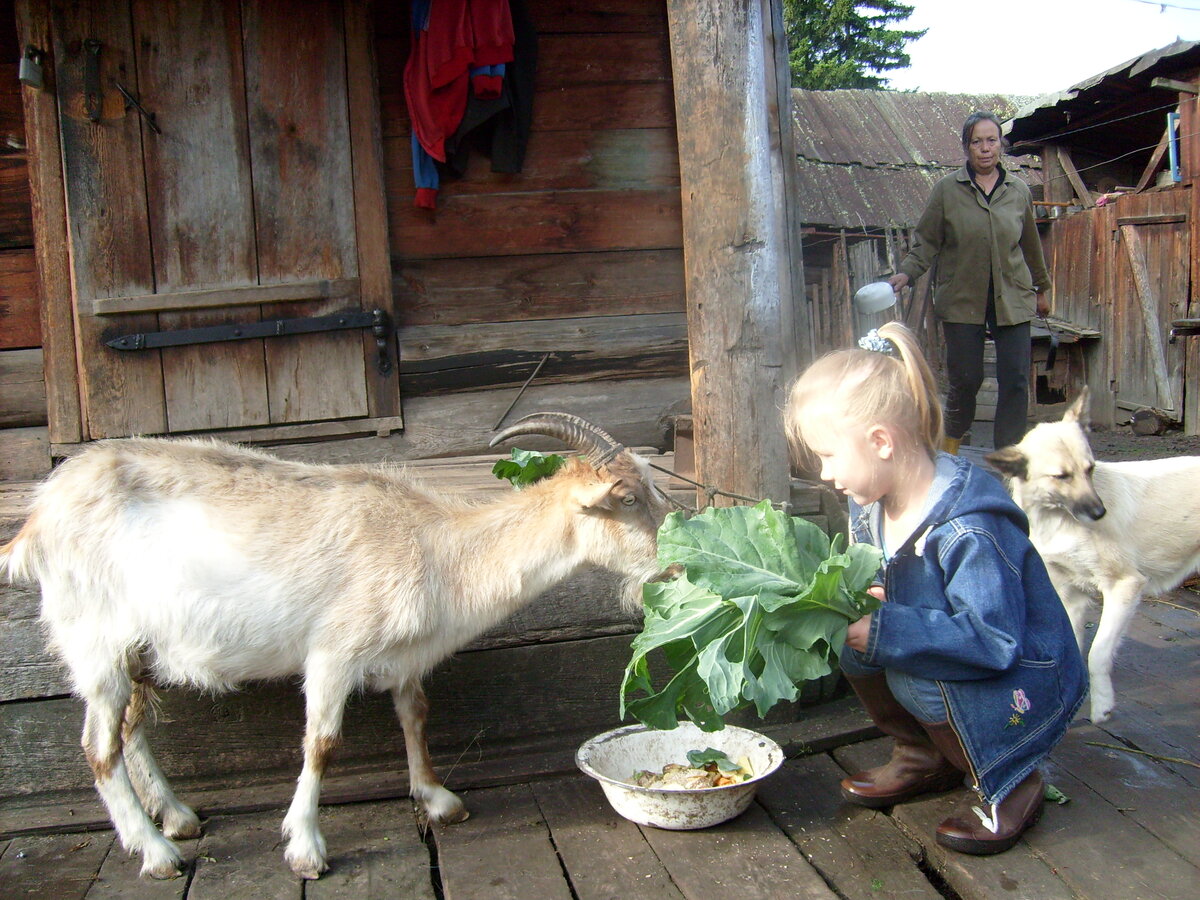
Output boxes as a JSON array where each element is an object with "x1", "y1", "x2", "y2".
[{"x1": 882, "y1": 0, "x2": 1200, "y2": 98}]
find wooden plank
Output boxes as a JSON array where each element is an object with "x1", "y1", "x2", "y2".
[
  {"x1": 345, "y1": 0, "x2": 401, "y2": 422},
  {"x1": 0, "y1": 425, "x2": 49, "y2": 480},
  {"x1": 0, "y1": 248, "x2": 40, "y2": 350},
  {"x1": 188, "y1": 809, "x2": 302, "y2": 900},
  {"x1": 530, "y1": 776, "x2": 685, "y2": 900},
  {"x1": 384, "y1": 128, "x2": 681, "y2": 196},
  {"x1": 1049, "y1": 723, "x2": 1200, "y2": 867},
  {"x1": 1120, "y1": 224, "x2": 1176, "y2": 412},
  {"x1": 390, "y1": 188, "x2": 682, "y2": 260},
  {"x1": 1057, "y1": 147, "x2": 1094, "y2": 208},
  {"x1": 0, "y1": 348, "x2": 46, "y2": 427},
  {"x1": 0, "y1": 830, "x2": 115, "y2": 900},
  {"x1": 833, "y1": 740, "x2": 1077, "y2": 900},
  {"x1": 0, "y1": 576, "x2": 71, "y2": 701},
  {"x1": 267, "y1": 376, "x2": 690, "y2": 462},
  {"x1": 756, "y1": 754, "x2": 940, "y2": 900},
  {"x1": 433, "y1": 784, "x2": 573, "y2": 900},
  {"x1": 397, "y1": 313, "x2": 688, "y2": 394},
  {"x1": 641, "y1": 801, "x2": 837, "y2": 898},
  {"x1": 86, "y1": 279, "x2": 360, "y2": 316},
  {"x1": 304, "y1": 800, "x2": 436, "y2": 899},
  {"x1": 243, "y1": 0, "x2": 367, "y2": 426},
  {"x1": 85, "y1": 832, "x2": 196, "y2": 900},
  {"x1": 51, "y1": 0, "x2": 167, "y2": 439},
  {"x1": 1134, "y1": 127, "x2": 1171, "y2": 193},
  {"x1": 394, "y1": 249, "x2": 685, "y2": 329},
  {"x1": 14, "y1": 0, "x2": 83, "y2": 442}
]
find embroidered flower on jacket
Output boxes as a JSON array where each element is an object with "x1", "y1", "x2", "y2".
[{"x1": 1006, "y1": 688, "x2": 1031, "y2": 727}]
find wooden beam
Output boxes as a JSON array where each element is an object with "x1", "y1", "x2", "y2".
[
  {"x1": 1134, "y1": 128, "x2": 1171, "y2": 193},
  {"x1": 1150, "y1": 76, "x2": 1199, "y2": 94},
  {"x1": 1119, "y1": 224, "x2": 1175, "y2": 412},
  {"x1": 1057, "y1": 147, "x2": 1094, "y2": 208},
  {"x1": 665, "y1": 0, "x2": 796, "y2": 507}
]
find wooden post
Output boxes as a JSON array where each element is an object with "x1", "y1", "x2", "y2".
[
  {"x1": 15, "y1": 0, "x2": 84, "y2": 444},
  {"x1": 1041, "y1": 143, "x2": 1073, "y2": 205},
  {"x1": 665, "y1": 0, "x2": 802, "y2": 507}
]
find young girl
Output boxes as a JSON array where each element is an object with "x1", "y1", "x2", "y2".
[{"x1": 784, "y1": 321, "x2": 1085, "y2": 855}]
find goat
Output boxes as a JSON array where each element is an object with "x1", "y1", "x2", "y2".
[{"x1": 1, "y1": 413, "x2": 674, "y2": 880}]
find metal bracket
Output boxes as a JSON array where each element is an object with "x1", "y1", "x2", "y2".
[{"x1": 107, "y1": 308, "x2": 394, "y2": 375}]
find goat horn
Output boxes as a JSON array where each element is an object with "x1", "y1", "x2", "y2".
[{"x1": 489, "y1": 412, "x2": 625, "y2": 468}]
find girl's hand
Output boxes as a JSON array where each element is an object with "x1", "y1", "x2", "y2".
[
  {"x1": 846, "y1": 614, "x2": 872, "y2": 652},
  {"x1": 867, "y1": 584, "x2": 886, "y2": 604}
]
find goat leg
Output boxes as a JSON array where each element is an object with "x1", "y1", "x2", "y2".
[
  {"x1": 122, "y1": 681, "x2": 201, "y2": 840},
  {"x1": 392, "y1": 676, "x2": 469, "y2": 824}
]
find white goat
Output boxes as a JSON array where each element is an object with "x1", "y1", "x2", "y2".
[{"x1": 1, "y1": 413, "x2": 673, "y2": 880}]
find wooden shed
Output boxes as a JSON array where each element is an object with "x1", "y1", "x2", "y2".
[
  {"x1": 1005, "y1": 39, "x2": 1200, "y2": 435},
  {"x1": 1, "y1": 0, "x2": 825, "y2": 833}
]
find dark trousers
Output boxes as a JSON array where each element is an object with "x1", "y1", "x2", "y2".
[{"x1": 942, "y1": 309, "x2": 1031, "y2": 450}]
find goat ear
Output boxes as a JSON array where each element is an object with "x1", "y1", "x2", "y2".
[
  {"x1": 984, "y1": 446, "x2": 1028, "y2": 480},
  {"x1": 572, "y1": 481, "x2": 616, "y2": 511}
]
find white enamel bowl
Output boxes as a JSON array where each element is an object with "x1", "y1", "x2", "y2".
[
  {"x1": 575, "y1": 722, "x2": 784, "y2": 830},
  {"x1": 854, "y1": 281, "x2": 898, "y2": 314}
]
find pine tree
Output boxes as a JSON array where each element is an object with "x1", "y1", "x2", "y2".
[{"x1": 784, "y1": 0, "x2": 926, "y2": 90}]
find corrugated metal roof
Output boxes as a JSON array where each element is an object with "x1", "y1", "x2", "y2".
[
  {"x1": 1005, "y1": 40, "x2": 1200, "y2": 157},
  {"x1": 791, "y1": 89, "x2": 1038, "y2": 229}
]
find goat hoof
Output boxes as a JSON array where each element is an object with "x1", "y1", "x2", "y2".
[
  {"x1": 163, "y1": 810, "x2": 202, "y2": 840},
  {"x1": 141, "y1": 851, "x2": 184, "y2": 880},
  {"x1": 288, "y1": 855, "x2": 329, "y2": 880}
]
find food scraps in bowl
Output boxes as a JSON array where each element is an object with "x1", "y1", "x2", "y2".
[{"x1": 632, "y1": 748, "x2": 753, "y2": 790}]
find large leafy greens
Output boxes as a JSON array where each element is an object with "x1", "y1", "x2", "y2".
[{"x1": 620, "y1": 501, "x2": 884, "y2": 731}]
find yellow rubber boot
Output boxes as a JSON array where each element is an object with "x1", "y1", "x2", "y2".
[{"x1": 940, "y1": 436, "x2": 961, "y2": 455}]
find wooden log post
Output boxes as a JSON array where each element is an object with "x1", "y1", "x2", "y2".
[{"x1": 665, "y1": 0, "x2": 807, "y2": 507}]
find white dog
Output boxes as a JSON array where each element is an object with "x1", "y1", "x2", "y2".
[{"x1": 986, "y1": 387, "x2": 1200, "y2": 723}]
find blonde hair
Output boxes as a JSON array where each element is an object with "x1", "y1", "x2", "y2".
[{"x1": 785, "y1": 321, "x2": 943, "y2": 464}]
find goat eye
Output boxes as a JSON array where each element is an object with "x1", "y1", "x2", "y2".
[
  {"x1": 621, "y1": 494, "x2": 637, "y2": 506},
  {"x1": 1054, "y1": 472, "x2": 1071, "y2": 480}
]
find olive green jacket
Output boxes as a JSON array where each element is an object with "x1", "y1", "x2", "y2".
[{"x1": 898, "y1": 166, "x2": 1051, "y2": 326}]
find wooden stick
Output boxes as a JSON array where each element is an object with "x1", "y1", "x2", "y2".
[
  {"x1": 1144, "y1": 596, "x2": 1200, "y2": 615},
  {"x1": 1084, "y1": 742, "x2": 1200, "y2": 770}
]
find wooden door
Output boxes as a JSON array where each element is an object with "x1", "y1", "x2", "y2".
[
  {"x1": 1112, "y1": 210, "x2": 1189, "y2": 419},
  {"x1": 32, "y1": 0, "x2": 397, "y2": 441}
]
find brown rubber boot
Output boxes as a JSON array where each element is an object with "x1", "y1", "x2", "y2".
[
  {"x1": 923, "y1": 722, "x2": 1044, "y2": 855},
  {"x1": 839, "y1": 674, "x2": 964, "y2": 808}
]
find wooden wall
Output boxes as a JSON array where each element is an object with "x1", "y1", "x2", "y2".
[
  {"x1": 374, "y1": 0, "x2": 689, "y2": 398},
  {"x1": 0, "y1": 0, "x2": 35, "y2": 354}
]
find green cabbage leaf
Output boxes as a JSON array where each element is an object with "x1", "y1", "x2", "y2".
[{"x1": 620, "y1": 501, "x2": 884, "y2": 732}]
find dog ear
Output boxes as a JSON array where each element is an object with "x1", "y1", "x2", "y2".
[
  {"x1": 985, "y1": 446, "x2": 1028, "y2": 480},
  {"x1": 1064, "y1": 386, "x2": 1091, "y2": 426}
]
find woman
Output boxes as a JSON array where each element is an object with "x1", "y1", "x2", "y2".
[{"x1": 888, "y1": 111, "x2": 1050, "y2": 453}]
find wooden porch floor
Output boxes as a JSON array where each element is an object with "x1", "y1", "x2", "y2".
[
  {"x1": 2, "y1": 584, "x2": 1196, "y2": 899},
  {"x1": 2, "y1": 450, "x2": 1199, "y2": 900}
]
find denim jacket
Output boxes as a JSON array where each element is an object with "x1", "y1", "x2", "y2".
[{"x1": 849, "y1": 454, "x2": 1086, "y2": 805}]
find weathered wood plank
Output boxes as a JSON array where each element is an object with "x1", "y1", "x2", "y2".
[
  {"x1": 0, "y1": 830, "x2": 114, "y2": 900},
  {"x1": 0, "y1": 347, "x2": 46, "y2": 427},
  {"x1": 390, "y1": 188, "x2": 682, "y2": 260},
  {"x1": 187, "y1": 810, "x2": 302, "y2": 900},
  {"x1": 0, "y1": 249, "x2": 39, "y2": 350},
  {"x1": 1050, "y1": 723, "x2": 1200, "y2": 867},
  {"x1": 433, "y1": 784, "x2": 573, "y2": 900},
  {"x1": 393, "y1": 249, "x2": 685, "y2": 328},
  {"x1": 14, "y1": 2, "x2": 82, "y2": 443},
  {"x1": 530, "y1": 776, "x2": 685, "y2": 900},
  {"x1": 84, "y1": 831, "x2": 196, "y2": 900},
  {"x1": 397, "y1": 313, "x2": 688, "y2": 394},
  {"x1": 244, "y1": 0, "x2": 366, "y2": 426},
  {"x1": 0, "y1": 425, "x2": 49, "y2": 480},
  {"x1": 640, "y1": 801, "x2": 837, "y2": 898},
  {"x1": 756, "y1": 754, "x2": 940, "y2": 900},
  {"x1": 386, "y1": 129, "x2": 680, "y2": 197},
  {"x1": 86, "y1": 279, "x2": 361, "y2": 316},
  {"x1": 305, "y1": 801, "x2": 435, "y2": 899},
  {"x1": 50, "y1": 0, "x2": 166, "y2": 439},
  {"x1": 344, "y1": 0, "x2": 401, "y2": 422}
]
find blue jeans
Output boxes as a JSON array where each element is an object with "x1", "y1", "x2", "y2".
[{"x1": 841, "y1": 648, "x2": 948, "y2": 724}]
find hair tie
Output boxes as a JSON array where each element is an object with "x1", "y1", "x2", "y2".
[{"x1": 857, "y1": 329, "x2": 896, "y2": 355}]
